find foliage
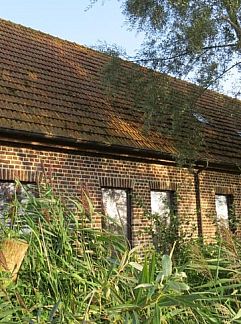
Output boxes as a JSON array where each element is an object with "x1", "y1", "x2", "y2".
[
  {"x1": 182, "y1": 228, "x2": 241, "y2": 321},
  {"x1": 92, "y1": 0, "x2": 241, "y2": 163},
  {"x1": 145, "y1": 209, "x2": 180, "y2": 255},
  {"x1": 122, "y1": 0, "x2": 241, "y2": 92},
  {"x1": 92, "y1": 0, "x2": 241, "y2": 91},
  {"x1": 0, "y1": 183, "x2": 190, "y2": 323},
  {"x1": 101, "y1": 46, "x2": 206, "y2": 163},
  {"x1": 1, "y1": 183, "x2": 241, "y2": 322},
  {"x1": 134, "y1": 191, "x2": 195, "y2": 257}
]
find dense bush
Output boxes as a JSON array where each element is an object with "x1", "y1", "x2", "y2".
[{"x1": 0, "y1": 183, "x2": 241, "y2": 323}]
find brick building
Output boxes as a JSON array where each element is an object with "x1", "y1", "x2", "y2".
[{"x1": 0, "y1": 19, "x2": 240, "y2": 245}]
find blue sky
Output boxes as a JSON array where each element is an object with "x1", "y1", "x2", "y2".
[{"x1": 1, "y1": 0, "x2": 143, "y2": 56}]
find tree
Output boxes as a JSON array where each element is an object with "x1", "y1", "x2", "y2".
[
  {"x1": 91, "y1": 0, "x2": 241, "y2": 162},
  {"x1": 123, "y1": 0, "x2": 241, "y2": 91}
]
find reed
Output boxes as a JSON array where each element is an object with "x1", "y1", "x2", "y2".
[{"x1": 0, "y1": 183, "x2": 241, "y2": 323}]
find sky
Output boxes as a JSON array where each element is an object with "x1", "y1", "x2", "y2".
[{"x1": 1, "y1": 0, "x2": 143, "y2": 56}]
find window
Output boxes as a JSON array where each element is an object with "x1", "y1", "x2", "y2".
[
  {"x1": 0, "y1": 181, "x2": 36, "y2": 228},
  {"x1": 101, "y1": 188, "x2": 132, "y2": 242},
  {"x1": 193, "y1": 112, "x2": 209, "y2": 124},
  {"x1": 150, "y1": 190, "x2": 177, "y2": 253},
  {"x1": 215, "y1": 194, "x2": 235, "y2": 232},
  {"x1": 150, "y1": 191, "x2": 175, "y2": 224},
  {"x1": 236, "y1": 130, "x2": 241, "y2": 137}
]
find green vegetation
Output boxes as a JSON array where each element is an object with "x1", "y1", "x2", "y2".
[
  {"x1": 93, "y1": 1, "x2": 241, "y2": 163},
  {"x1": 1, "y1": 184, "x2": 241, "y2": 323},
  {"x1": 94, "y1": 0, "x2": 241, "y2": 92}
]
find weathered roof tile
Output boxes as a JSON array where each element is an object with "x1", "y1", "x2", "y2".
[{"x1": 0, "y1": 18, "x2": 240, "y2": 166}]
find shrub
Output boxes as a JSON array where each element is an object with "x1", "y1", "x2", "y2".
[{"x1": 0, "y1": 183, "x2": 241, "y2": 323}]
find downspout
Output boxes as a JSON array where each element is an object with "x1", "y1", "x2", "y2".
[
  {"x1": 194, "y1": 170, "x2": 203, "y2": 237},
  {"x1": 193, "y1": 162, "x2": 208, "y2": 237}
]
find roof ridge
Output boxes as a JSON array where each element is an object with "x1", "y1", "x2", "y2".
[{"x1": 0, "y1": 17, "x2": 106, "y2": 58}]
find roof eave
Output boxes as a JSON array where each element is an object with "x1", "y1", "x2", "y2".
[{"x1": 0, "y1": 128, "x2": 240, "y2": 174}]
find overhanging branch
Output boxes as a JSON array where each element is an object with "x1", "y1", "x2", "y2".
[{"x1": 130, "y1": 42, "x2": 238, "y2": 64}]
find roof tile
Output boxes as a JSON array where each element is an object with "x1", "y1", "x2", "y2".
[{"x1": 0, "y1": 18, "x2": 240, "y2": 166}]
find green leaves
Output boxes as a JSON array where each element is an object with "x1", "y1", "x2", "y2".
[
  {"x1": 162, "y1": 254, "x2": 172, "y2": 277},
  {"x1": 166, "y1": 281, "x2": 189, "y2": 292},
  {"x1": 0, "y1": 301, "x2": 18, "y2": 323},
  {"x1": 123, "y1": 0, "x2": 241, "y2": 91},
  {"x1": 231, "y1": 309, "x2": 241, "y2": 322},
  {"x1": 1, "y1": 183, "x2": 241, "y2": 322}
]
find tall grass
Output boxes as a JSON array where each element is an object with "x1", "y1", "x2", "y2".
[{"x1": 0, "y1": 183, "x2": 241, "y2": 323}]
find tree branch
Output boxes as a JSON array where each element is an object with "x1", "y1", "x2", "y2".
[
  {"x1": 205, "y1": 60, "x2": 241, "y2": 88},
  {"x1": 130, "y1": 42, "x2": 238, "y2": 64}
]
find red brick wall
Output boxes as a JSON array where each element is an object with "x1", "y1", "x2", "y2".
[
  {"x1": 0, "y1": 144, "x2": 240, "y2": 245},
  {"x1": 199, "y1": 171, "x2": 241, "y2": 238}
]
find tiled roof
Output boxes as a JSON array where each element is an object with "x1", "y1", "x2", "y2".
[{"x1": 0, "y1": 18, "x2": 240, "y2": 168}]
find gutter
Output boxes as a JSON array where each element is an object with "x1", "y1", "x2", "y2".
[
  {"x1": 0, "y1": 128, "x2": 240, "y2": 174},
  {"x1": 0, "y1": 127, "x2": 174, "y2": 160}
]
